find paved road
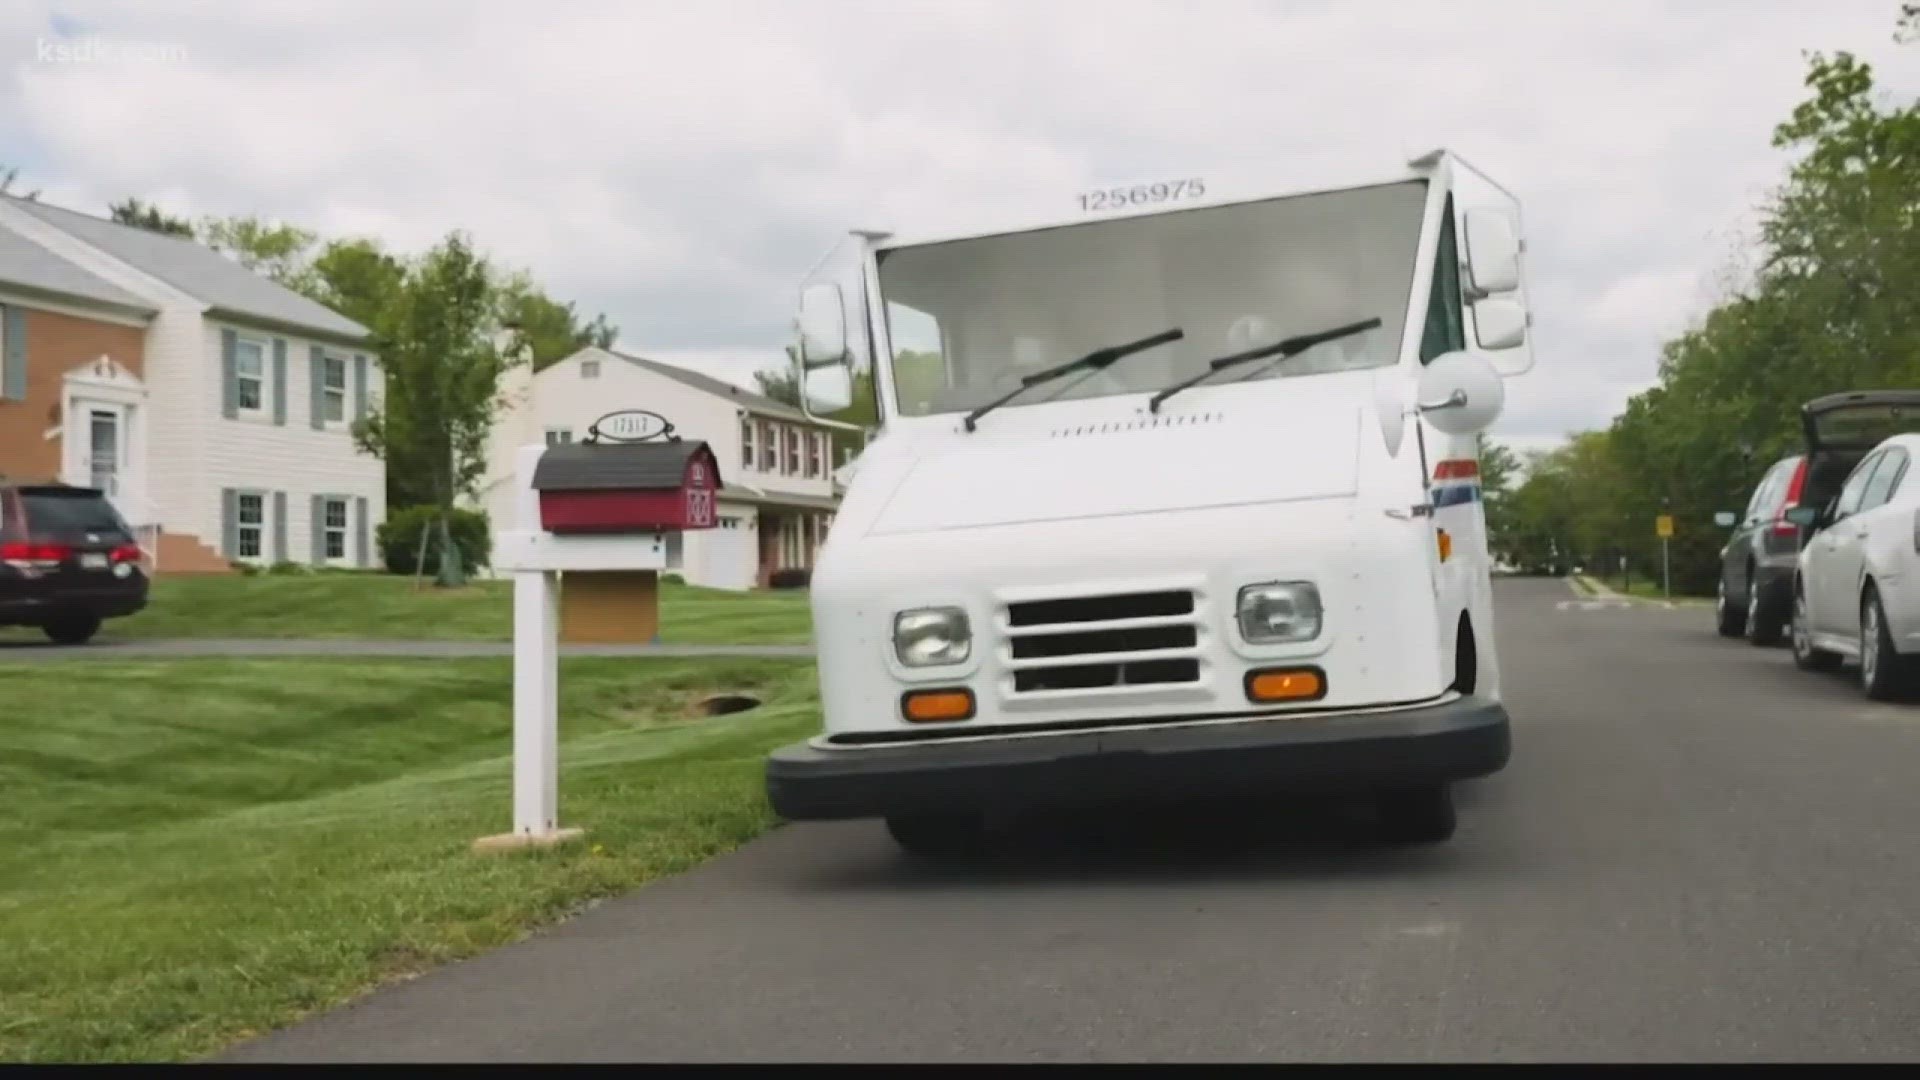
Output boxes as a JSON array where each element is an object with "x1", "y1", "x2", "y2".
[
  {"x1": 0, "y1": 638, "x2": 813, "y2": 660},
  {"x1": 221, "y1": 578, "x2": 1920, "y2": 1062}
]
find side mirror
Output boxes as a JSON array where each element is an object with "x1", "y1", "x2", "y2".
[
  {"x1": 1713, "y1": 511, "x2": 1737, "y2": 528},
  {"x1": 1784, "y1": 505, "x2": 1820, "y2": 528},
  {"x1": 1463, "y1": 208, "x2": 1521, "y2": 296},
  {"x1": 1415, "y1": 351, "x2": 1505, "y2": 436},
  {"x1": 803, "y1": 365, "x2": 853, "y2": 415},
  {"x1": 797, "y1": 284, "x2": 848, "y2": 367},
  {"x1": 1472, "y1": 296, "x2": 1529, "y2": 352}
]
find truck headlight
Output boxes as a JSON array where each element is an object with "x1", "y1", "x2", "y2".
[
  {"x1": 1237, "y1": 582, "x2": 1322, "y2": 643},
  {"x1": 893, "y1": 606, "x2": 972, "y2": 667}
]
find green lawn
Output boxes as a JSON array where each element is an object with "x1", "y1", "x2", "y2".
[
  {"x1": 0, "y1": 572, "x2": 813, "y2": 645},
  {"x1": 0, "y1": 656, "x2": 819, "y2": 1063}
]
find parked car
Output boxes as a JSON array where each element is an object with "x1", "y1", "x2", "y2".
[
  {"x1": 1781, "y1": 392, "x2": 1920, "y2": 699},
  {"x1": 0, "y1": 481, "x2": 149, "y2": 644},
  {"x1": 1714, "y1": 451, "x2": 1809, "y2": 645}
]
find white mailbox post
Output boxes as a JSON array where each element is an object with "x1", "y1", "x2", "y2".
[{"x1": 472, "y1": 420, "x2": 721, "y2": 849}]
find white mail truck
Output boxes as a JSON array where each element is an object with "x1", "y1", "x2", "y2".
[{"x1": 765, "y1": 148, "x2": 1534, "y2": 856}]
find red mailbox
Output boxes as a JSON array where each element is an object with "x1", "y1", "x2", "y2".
[{"x1": 531, "y1": 436, "x2": 722, "y2": 536}]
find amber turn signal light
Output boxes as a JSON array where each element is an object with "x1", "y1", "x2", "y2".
[
  {"x1": 901, "y1": 688, "x2": 976, "y2": 723},
  {"x1": 1436, "y1": 528, "x2": 1453, "y2": 563},
  {"x1": 1244, "y1": 667, "x2": 1327, "y2": 704}
]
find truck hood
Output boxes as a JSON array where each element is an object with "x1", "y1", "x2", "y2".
[{"x1": 864, "y1": 403, "x2": 1363, "y2": 536}]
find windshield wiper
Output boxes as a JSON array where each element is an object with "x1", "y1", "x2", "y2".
[
  {"x1": 1146, "y1": 317, "x2": 1383, "y2": 413},
  {"x1": 963, "y1": 327, "x2": 1185, "y2": 432}
]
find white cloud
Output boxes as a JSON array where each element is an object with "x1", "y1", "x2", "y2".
[{"x1": 4, "y1": 0, "x2": 1917, "y2": 452}]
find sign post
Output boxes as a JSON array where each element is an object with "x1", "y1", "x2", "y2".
[{"x1": 1655, "y1": 514, "x2": 1674, "y2": 600}]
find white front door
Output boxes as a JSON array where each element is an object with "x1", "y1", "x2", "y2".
[{"x1": 86, "y1": 406, "x2": 123, "y2": 498}]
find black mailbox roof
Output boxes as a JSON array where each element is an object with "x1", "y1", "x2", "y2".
[{"x1": 531, "y1": 440, "x2": 718, "y2": 492}]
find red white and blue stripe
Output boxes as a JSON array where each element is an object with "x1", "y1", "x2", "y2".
[{"x1": 1430, "y1": 458, "x2": 1481, "y2": 508}]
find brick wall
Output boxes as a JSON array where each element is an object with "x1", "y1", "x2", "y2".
[{"x1": 0, "y1": 305, "x2": 146, "y2": 483}]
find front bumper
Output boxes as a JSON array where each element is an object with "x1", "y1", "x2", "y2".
[{"x1": 765, "y1": 693, "x2": 1510, "y2": 821}]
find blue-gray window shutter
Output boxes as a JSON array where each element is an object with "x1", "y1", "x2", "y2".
[
  {"x1": 271, "y1": 339, "x2": 287, "y2": 425},
  {"x1": 311, "y1": 494, "x2": 326, "y2": 564},
  {"x1": 220, "y1": 328, "x2": 238, "y2": 419},
  {"x1": 1, "y1": 304, "x2": 25, "y2": 402},
  {"x1": 353, "y1": 354, "x2": 368, "y2": 423},
  {"x1": 221, "y1": 488, "x2": 238, "y2": 557},
  {"x1": 354, "y1": 496, "x2": 369, "y2": 567},
  {"x1": 273, "y1": 491, "x2": 288, "y2": 563},
  {"x1": 310, "y1": 345, "x2": 325, "y2": 430}
]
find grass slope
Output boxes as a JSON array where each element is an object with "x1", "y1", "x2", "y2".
[
  {"x1": 0, "y1": 656, "x2": 817, "y2": 1062},
  {"x1": 1, "y1": 573, "x2": 812, "y2": 645}
]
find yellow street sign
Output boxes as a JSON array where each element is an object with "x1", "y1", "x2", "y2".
[{"x1": 1655, "y1": 514, "x2": 1674, "y2": 539}]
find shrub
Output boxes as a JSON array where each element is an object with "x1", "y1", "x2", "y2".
[
  {"x1": 377, "y1": 505, "x2": 492, "y2": 576},
  {"x1": 768, "y1": 567, "x2": 811, "y2": 590},
  {"x1": 267, "y1": 560, "x2": 311, "y2": 576}
]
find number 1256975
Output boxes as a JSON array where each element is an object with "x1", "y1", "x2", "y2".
[{"x1": 1077, "y1": 178, "x2": 1206, "y2": 212}]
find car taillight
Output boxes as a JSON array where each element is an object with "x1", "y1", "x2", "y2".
[
  {"x1": 0, "y1": 541, "x2": 74, "y2": 565},
  {"x1": 1773, "y1": 458, "x2": 1810, "y2": 536},
  {"x1": 110, "y1": 544, "x2": 142, "y2": 563}
]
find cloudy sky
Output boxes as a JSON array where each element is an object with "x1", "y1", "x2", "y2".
[{"x1": 4, "y1": 0, "x2": 1916, "y2": 457}]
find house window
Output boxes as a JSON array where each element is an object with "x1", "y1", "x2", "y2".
[
  {"x1": 236, "y1": 492, "x2": 265, "y2": 559},
  {"x1": 321, "y1": 355, "x2": 348, "y2": 423},
  {"x1": 545, "y1": 428, "x2": 572, "y2": 446},
  {"x1": 581, "y1": 360, "x2": 601, "y2": 378},
  {"x1": 741, "y1": 418, "x2": 756, "y2": 471},
  {"x1": 807, "y1": 431, "x2": 824, "y2": 478},
  {"x1": 323, "y1": 497, "x2": 348, "y2": 561},
  {"x1": 759, "y1": 421, "x2": 778, "y2": 472},
  {"x1": 785, "y1": 428, "x2": 802, "y2": 476},
  {"x1": 235, "y1": 339, "x2": 266, "y2": 412}
]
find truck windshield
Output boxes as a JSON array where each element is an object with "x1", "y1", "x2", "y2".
[{"x1": 876, "y1": 178, "x2": 1427, "y2": 417}]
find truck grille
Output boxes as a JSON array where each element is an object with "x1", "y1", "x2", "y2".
[{"x1": 1002, "y1": 588, "x2": 1204, "y2": 694}]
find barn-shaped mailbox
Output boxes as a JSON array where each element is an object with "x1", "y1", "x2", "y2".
[{"x1": 530, "y1": 437, "x2": 722, "y2": 535}]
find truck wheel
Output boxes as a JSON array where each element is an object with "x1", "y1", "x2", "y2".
[
  {"x1": 885, "y1": 812, "x2": 988, "y2": 861},
  {"x1": 1376, "y1": 783, "x2": 1457, "y2": 844},
  {"x1": 42, "y1": 615, "x2": 102, "y2": 646}
]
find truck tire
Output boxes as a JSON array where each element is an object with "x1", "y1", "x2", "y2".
[
  {"x1": 1375, "y1": 783, "x2": 1457, "y2": 844},
  {"x1": 43, "y1": 615, "x2": 102, "y2": 646},
  {"x1": 885, "y1": 812, "x2": 988, "y2": 861}
]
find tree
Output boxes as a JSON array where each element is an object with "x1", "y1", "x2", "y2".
[
  {"x1": 0, "y1": 164, "x2": 38, "y2": 201},
  {"x1": 496, "y1": 272, "x2": 620, "y2": 370},
  {"x1": 306, "y1": 237, "x2": 407, "y2": 343},
  {"x1": 351, "y1": 231, "x2": 504, "y2": 586},
  {"x1": 1478, "y1": 436, "x2": 1523, "y2": 563},
  {"x1": 1499, "y1": 9, "x2": 1920, "y2": 594},
  {"x1": 198, "y1": 215, "x2": 319, "y2": 290},
  {"x1": 108, "y1": 197, "x2": 194, "y2": 237}
]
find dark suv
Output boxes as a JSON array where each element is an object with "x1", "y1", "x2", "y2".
[
  {"x1": 0, "y1": 482, "x2": 149, "y2": 644},
  {"x1": 1715, "y1": 453, "x2": 1808, "y2": 645}
]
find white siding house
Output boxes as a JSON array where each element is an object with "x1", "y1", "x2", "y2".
[
  {"x1": 475, "y1": 347, "x2": 848, "y2": 590},
  {"x1": 0, "y1": 194, "x2": 383, "y2": 572}
]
